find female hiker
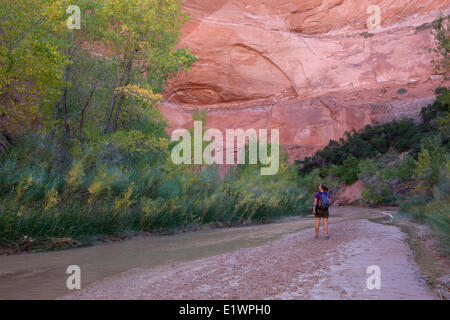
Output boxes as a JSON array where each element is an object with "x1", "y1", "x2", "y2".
[{"x1": 313, "y1": 184, "x2": 330, "y2": 239}]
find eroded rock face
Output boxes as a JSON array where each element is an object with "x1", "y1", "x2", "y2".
[{"x1": 160, "y1": 0, "x2": 450, "y2": 161}]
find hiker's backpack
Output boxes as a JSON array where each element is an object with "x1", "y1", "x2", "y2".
[{"x1": 319, "y1": 192, "x2": 330, "y2": 210}]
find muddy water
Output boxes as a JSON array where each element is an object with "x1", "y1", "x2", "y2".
[{"x1": 0, "y1": 207, "x2": 428, "y2": 300}]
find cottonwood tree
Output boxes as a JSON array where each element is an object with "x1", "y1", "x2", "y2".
[
  {"x1": 53, "y1": 0, "x2": 100, "y2": 139},
  {"x1": 0, "y1": 0, "x2": 69, "y2": 145},
  {"x1": 93, "y1": 0, "x2": 197, "y2": 135}
]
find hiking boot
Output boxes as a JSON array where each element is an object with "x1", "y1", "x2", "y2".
[
  {"x1": 315, "y1": 235, "x2": 319, "y2": 239},
  {"x1": 326, "y1": 235, "x2": 330, "y2": 240}
]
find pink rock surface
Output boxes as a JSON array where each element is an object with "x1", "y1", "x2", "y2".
[
  {"x1": 333, "y1": 180, "x2": 364, "y2": 206},
  {"x1": 160, "y1": 1, "x2": 450, "y2": 160}
]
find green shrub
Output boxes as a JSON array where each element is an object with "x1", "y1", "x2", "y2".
[
  {"x1": 395, "y1": 155, "x2": 417, "y2": 182},
  {"x1": 361, "y1": 183, "x2": 393, "y2": 206},
  {"x1": 330, "y1": 155, "x2": 360, "y2": 185},
  {"x1": 0, "y1": 131, "x2": 308, "y2": 242},
  {"x1": 414, "y1": 136, "x2": 447, "y2": 195},
  {"x1": 297, "y1": 88, "x2": 449, "y2": 175},
  {"x1": 358, "y1": 158, "x2": 381, "y2": 181},
  {"x1": 298, "y1": 168, "x2": 322, "y2": 194}
]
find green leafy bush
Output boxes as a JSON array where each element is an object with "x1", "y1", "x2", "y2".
[
  {"x1": 361, "y1": 183, "x2": 393, "y2": 206},
  {"x1": 400, "y1": 162, "x2": 450, "y2": 255},
  {"x1": 414, "y1": 136, "x2": 447, "y2": 196},
  {"x1": 0, "y1": 128, "x2": 307, "y2": 241},
  {"x1": 297, "y1": 88, "x2": 449, "y2": 174},
  {"x1": 358, "y1": 158, "x2": 381, "y2": 181},
  {"x1": 330, "y1": 155, "x2": 360, "y2": 185}
]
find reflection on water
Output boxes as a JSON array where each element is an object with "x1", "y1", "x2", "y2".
[{"x1": 0, "y1": 208, "x2": 378, "y2": 299}]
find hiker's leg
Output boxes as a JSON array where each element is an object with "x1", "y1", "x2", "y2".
[
  {"x1": 323, "y1": 218, "x2": 328, "y2": 236},
  {"x1": 315, "y1": 217, "x2": 320, "y2": 236}
]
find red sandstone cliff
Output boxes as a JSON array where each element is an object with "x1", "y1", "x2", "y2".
[{"x1": 159, "y1": 0, "x2": 450, "y2": 161}]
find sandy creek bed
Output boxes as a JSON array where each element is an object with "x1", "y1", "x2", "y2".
[{"x1": 52, "y1": 207, "x2": 435, "y2": 300}]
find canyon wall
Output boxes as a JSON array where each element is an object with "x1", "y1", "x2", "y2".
[{"x1": 159, "y1": 0, "x2": 450, "y2": 160}]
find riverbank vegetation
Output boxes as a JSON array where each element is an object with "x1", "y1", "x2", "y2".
[
  {"x1": 296, "y1": 15, "x2": 449, "y2": 254},
  {"x1": 296, "y1": 87, "x2": 449, "y2": 253},
  {"x1": 0, "y1": 3, "x2": 448, "y2": 254},
  {"x1": 0, "y1": 1, "x2": 308, "y2": 250}
]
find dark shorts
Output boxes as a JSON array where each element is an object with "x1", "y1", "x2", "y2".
[{"x1": 314, "y1": 208, "x2": 329, "y2": 218}]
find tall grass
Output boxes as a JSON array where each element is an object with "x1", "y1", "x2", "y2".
[
  {"x1": 399, "y1": 162, "x2": 450, "y2": 255},
  {"x1": 0, "y1": 133, "x2": 308, "y2": 242}
]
